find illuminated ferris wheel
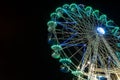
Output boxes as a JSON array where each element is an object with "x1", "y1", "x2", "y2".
[{"x1": 47, "y1": 3, "x2": 120, "y2": 80}]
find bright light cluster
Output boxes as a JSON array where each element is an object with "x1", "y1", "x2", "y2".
[{"x1": 97, "y1": 27, "x2": 105, "y2": 34}]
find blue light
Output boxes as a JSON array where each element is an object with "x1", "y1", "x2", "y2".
[
  {"x1": 97, "y1": 76, "x2": 107, "y2": 80},
  {"x1": 97, "y1": 27, "x2": 105, "y2": 34}
]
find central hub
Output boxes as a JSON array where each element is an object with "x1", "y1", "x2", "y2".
[{"x1": 97, "y1": 27, "x2": 105, "y2": 35}]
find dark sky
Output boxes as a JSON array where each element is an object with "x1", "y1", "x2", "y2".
[{"x1": 0, "y1": 0, "x2": 120, "y2": 80}]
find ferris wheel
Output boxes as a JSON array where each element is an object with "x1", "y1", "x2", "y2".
[{"x1": 47, "y1": 3, "x2": 120, "y2": 80}]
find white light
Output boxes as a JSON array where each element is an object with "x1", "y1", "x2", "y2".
[
  {"x1": 77, "y1": 66, "x2": 80, "y2": 69},
  {"x1": 97, "y1": 27, "x2": 105, "y2": 34},
  {"x1": 87, "y1": 61, "x2": 90, "y2": 64}
]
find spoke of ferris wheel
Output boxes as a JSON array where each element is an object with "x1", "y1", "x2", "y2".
[
  {"x1": 60, "y1": 33, "x2": 96, "y2": 47},
  {"x1": 76, "y1": 19, "x2": 93, "y2": 33},
  {"x1": 98, "y1": 47, "x2": 118, "y2": 73},
  {"x1": 61, "y1": 41, "x2": 85, "y2": 48},
  {"x1": 62, "y1": 44, "x2": 87, "y2": 70},
  {"x1": 61, "y1": 32, "x2": 78, "y2": 44},
  {"x1": 53, "y1": 31, "x2": 59, "y2": 44},
  {"x1": 72, "y1": 46, "x2": 86, "y2": 64},
  {"x1": 56, "y1": 29, "x2": 90, "y2": 37},
  {"x1": 78, "y1": 42, "x2": 92, "y2": 71},
  {"x1": 56, "y1": 18, "x2": 95, "y2": 34},
  {"x1": 61, "y1": 10, "x2": 78, "y2": 23},
  {"x1": 61, "y1": 16, "x2": 90, "y2": 33},
  {"x1": 52, "y1": 36, "x2": 86, "y2": 42},
  {"x1": 56, "y1": 30, "x2": 88, "y2": 35},
  {"x1": 88, "y1": 63, "x2": 95, "y2": 80},
  {"x1": 87, "y1": 38, "x2": 99, "y2": 80},
  {"x1": 58, "y1": 33, "x2": 86, "y2": 45},
  {"x1": 56, "y1": 31, "x2": 93, "y2": 40},
  {"x1": 61, "y1": 39, "x2": 85, "y2": 46},
  {"x1": 63, "y1": 43, "x2": 85, "y2": 58},
  {"x1": 63, "y1": 8, "x2": 79, "y2": 24},
  {"x1": 56, "y1": 22, "x2": 77, "y2": 32},
  {"x1": 97, "y1": 54, "x2": 106, "y2": 68},
  {"x1": 98, "y1": 42, "x2": 110, "y2": 63},
  {"x1": 52, "y1": 31, "x2": 69, "y2": 57},
  {"x1": 58, "y1": 22, "x2": 86, "y2": 33},
  {"x1": 97, "y1": 57, "x2": 111, "y2": 76},
  {"x1": 78, "y1": 17, "x2": 95, "y2": 31},
  {"x1": 92, "y1": 34, "x2": 99, "y2": 63},
  {"x1": 116, "y1": 73, "x2": 120, "y2": 80},
  {"x1": 101, "y1": 36, "x2": 120, "y2": 68},
  {"x1": 73, "y1": 20, "x2": 92, "y2": 33},
  {"x1": 108, "y1": 42, "x2": 118, "y2": 50},
  {"x1": 61, "y1": 33, "x2": 86, "y2": 41},
  {"x1": 83, "y1": 13, "x2": 97, "y2": 26},
  {"x1": 109, "y1": 42, "x2": 118, "y2": 49},
  {"x1": 69, "y1": 45, "x2": 83, "y2": 58},
  {"x1": 99, "y1": 38, "x2": 117, "y2": 62}
]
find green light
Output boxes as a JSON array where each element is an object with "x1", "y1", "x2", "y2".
[
  {"x1": 59, "y1": 58, "x2": 72, "y2": 64},
  {"x1": 106, "y1": 20, "x2": 114, "y2": 27},
  {"x1": 51, "y1": 52, "x2": 60, "y2": 59},
  {"x1": 99, "y1": 14, "x2": 107, "y2": 23},
  {"x1": 62, "y1": 4, "x2": 69, "y2": 9},
  {"x1": 111, "y1": 26, "x2": 119, "y2": 36},
  {"x1": 47, "y1": 21, "x2": 57, "y2": 28},
  {"x1": 50, "y1": 12, "x2": 60, "y2": 19},
  {"x1": 117, "y1": 43, "x2": 120, "y2": 47},
  {"x1": 71, "y1": 70, "x2": 83, "y2": 76},
  {"x1": 51, "y1": 45, "x2": 62, "y2": 51},
  {"x1": 69, "y1": 3, "x2": 77, "y2": 9},
  {"x1": 85, "y1": 6, "x2": 93, "y2": 16},
  {"x1": 92, "y1": 10, "x2": 99, "y2": 20}
]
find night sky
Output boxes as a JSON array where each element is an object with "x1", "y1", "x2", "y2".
[{"x1": 0, "y1": 0, "x2": 120, "y2": 80}]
